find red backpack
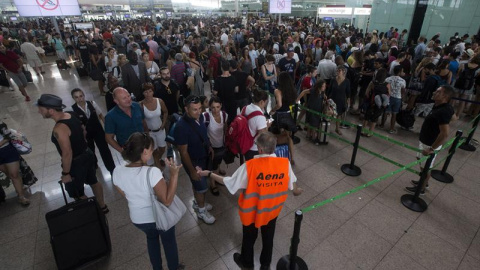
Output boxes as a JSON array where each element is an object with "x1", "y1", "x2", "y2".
[{"x1": 225, "y1": 107, "x2": 264, "y2": 155}]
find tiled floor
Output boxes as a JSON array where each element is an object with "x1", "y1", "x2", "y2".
[{"x1": 1, "y1": 60, "x2": 480, "y2": 270}]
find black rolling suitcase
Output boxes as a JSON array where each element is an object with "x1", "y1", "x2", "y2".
[{"x1": 45, "y1": 181, "x2": 111, "y2": 270}]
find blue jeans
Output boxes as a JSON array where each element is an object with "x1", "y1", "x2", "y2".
[{"x1": 133, "y1": 223, "x2": 179, "y2": 270}]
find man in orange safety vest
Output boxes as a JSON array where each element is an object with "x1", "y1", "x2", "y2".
[{"x1": 197, "y1": 132, "x2": 303, "y2": 270}]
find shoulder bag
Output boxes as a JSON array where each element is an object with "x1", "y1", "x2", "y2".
[{"x1": 146, "y1": 167, "x2": 186, "y2": 231}]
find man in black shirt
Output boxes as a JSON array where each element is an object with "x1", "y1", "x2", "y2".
[
  {"x1": 230, "y1": 60, "x2": 255, "y2": 112},
  {"x1": 405, "y1": 85, "x2": 454, "y2": 195},
  {"x1": 76, "y1": 36, "x2": 91, "y2": 70},
  {"x1": 36, "y1": 94, "x2": 108, "y2": 212},
  {"x1": 213, "y1": 60, "x2": 238, "y2": 125},
  {"x1": 278, "y1": 47, "x2": 296, "y2": 79},
  {"x1": 154, "y1": 67, "x2": 181, "y2": 125}
]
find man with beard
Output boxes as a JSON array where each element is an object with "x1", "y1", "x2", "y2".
[
  {"x1": 154, "y1": 67, "x2": 181, "y2": 129},
  {"x1": 36, "y1": 94, "x2": 108, "y2": 212}
]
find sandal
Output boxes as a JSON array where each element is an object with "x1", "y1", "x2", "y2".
[
  {"x1": 101, "y1": 205, "x2": 109, "y2": 214},
  {"x1": 18, "y1": 196, "x2": 30, "y2": 206},
  {"x1": 210, "y1": 186, "x2": 220, "y2": 196}
]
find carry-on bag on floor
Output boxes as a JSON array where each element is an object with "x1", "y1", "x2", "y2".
[
  {"x1": 56, "y1": 59, "x2": 69, "y2": 70},
  {"x1": 45, "y1": 181, "x2": 111, "y2": 270},
  {"x1": 396, "y1": 108, "x2": 416, "y2": 129}
]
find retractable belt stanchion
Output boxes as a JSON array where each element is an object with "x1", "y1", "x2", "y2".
[
  {"x1": 401, "y1": 153, "x2": 435, "y2": 212},
  {"x1": 292, "y1": 103, "x2": 301, "y2": 144},
  {"x1": 319, "y1": 119, "x2": 329, "y2": 145},
  {"x1": 277, "y1": 210, "x2": 308, "y2": 270},
  {"x1": 459, "y1": 115, "x2": 480, "y2": 151},
  {"x1": 341, "y1": 124, "x2": 362, "y2": 176},
  {"x1": 431, "y1": 130, "x2": 463, "y2": 183}
]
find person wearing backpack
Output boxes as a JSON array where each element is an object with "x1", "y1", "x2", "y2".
[
  {"x1": 415, "y1": 63, "x2": 447, "y2": 117},
  {"x1": 225, "y1": 89, "x2": 270, "y2": 162},
  {"x1": 203, "y1": 97, "x2": 228, "y2": 196},
  {"x1": 453, "y1": 53, "x2": 480, "y2": 117}
]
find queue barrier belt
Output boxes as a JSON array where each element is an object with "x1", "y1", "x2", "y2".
[
  {"x1": 297, "y1": 104, "x2": 422, "y2": 153},
  {"x1": 301, "y1": 154, "x2": 431, "y2": 213}
]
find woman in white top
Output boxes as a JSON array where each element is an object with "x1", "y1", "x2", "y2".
[
  {"x1": 202, "y1": 96, "x2": 228, "y2": 196},
  {"x1": 244, "y1": 89, "x2": 271, "y2": 161},
  {"x1": 104, "y1": 48, "x2": 118, "y2": 73},
  {"x1": 113, "y1": 132, "x2": 183, "y2": 270},
  {"x1": 140, "y1": 83, "x2": 168, "y2": 168},
  {"x1": 142, "y1": 52, "x2": 160, "y2": 80}
]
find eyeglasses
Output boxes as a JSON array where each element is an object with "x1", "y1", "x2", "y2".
[{"x1": 165, "y1": 85, "x2": 171, "y2": 94}]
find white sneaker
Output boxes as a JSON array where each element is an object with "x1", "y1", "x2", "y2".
[
  {"x1": 197, "y1": 209, "x2": 216, "y2": 224},
  {"x1": 192, "y1": 200, "x2": 213, "y2": 211}
]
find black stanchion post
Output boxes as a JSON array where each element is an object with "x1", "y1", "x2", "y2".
[
  {"x1": 277, "y1": 210, "x2": 308, "y2": 270},
  {"x1": 292, "y1": 103, "x2": 301, "y2": 144},
  {"x1": 341, "y1": 124, "x2": 362, "y2": 176},
  {"x1": 401, "y1": 153, "x2": 435, "y2": 212},
  {"x1": 459, "y1": 115, "x2": 480, "y2": 151},
  {"x1": 431, "y1": 130, "x2": 463, "y2": 183}
]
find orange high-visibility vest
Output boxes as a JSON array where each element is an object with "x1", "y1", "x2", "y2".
[{"x1": 238, "y1": 156, "x2": 290, "y2": 228}]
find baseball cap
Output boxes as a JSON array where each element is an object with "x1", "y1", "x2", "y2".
[{"x1": 287, "y1": 47, "x2": 294, "y2": 53}]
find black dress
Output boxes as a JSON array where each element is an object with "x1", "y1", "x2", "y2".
[{"x1": 327, "y1": 78, "x2": 351, "y2": 115}]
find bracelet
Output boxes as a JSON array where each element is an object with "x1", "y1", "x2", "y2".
[
  {"x1": 61, "y1": 171, "x2": 70, "y2": 176},
  {"x1": 208, "y1": 171, "x2": 212, "y2": 177}
]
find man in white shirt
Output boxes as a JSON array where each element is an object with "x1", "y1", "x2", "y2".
[
  {"x1": 248, "y1": 42, "x2": 259, "y2": 78},
  {"x1": 389, "y1": 52, "x2": 406, "y2": 75},
  {"x1": 20, "y1": 36, "x2": 44, "y2": 75},
  {"x1": 221, "y1": 30, "x2": 229, "y2": 46},
  {"x1": 317, "y1": 58, "x2": 337, "y2": 84}
]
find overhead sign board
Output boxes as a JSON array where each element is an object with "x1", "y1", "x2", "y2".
[
  {"x1": 354, "y1": 8, "x2": 371, "y2": 15},
  {"x1": 317, "y1": 7, "x2": 352, "y2": 15},
  {"x1": 14, "y1": 0, "x2": 81, "y2": 17},
  {"x1": 269, "y1": 0, "x2": 292, "y2": 14}
]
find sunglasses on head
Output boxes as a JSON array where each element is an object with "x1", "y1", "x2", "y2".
[{"x1": 185, "y1": 96, "x2": 200, "y2": 104}]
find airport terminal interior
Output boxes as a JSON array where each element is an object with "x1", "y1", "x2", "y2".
[{"x1": 1, "y1": 0, "x2": 480, "y2": 269}]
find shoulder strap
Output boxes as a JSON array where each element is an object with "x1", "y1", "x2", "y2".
[
  {"x1": 222, "y1": 111, "x2": 226, "y2": 124},
  {"x1": 246, "y1": 110, "x2": 263, "y2": 120}
]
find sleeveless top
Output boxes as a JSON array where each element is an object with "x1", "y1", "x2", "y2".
[
  {"x1": 143, "y1": 98, "x2": 162, "y2": 131},
  {"x1": 51, "y1": 114, "x2": 87, "y2": 158}
]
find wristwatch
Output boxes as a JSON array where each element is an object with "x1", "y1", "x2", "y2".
[{"x1": 61, "y1": 171, "x2": 70, "y2": 176}]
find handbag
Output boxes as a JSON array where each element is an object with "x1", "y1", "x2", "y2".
[
  {"x1": 7, "y1": 129, "x2": 32, "y2": 155},
  {"x1": 146, "y1": 167, "x2": 186, "y2": 231}
]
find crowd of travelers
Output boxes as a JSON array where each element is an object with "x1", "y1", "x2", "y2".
[{"x1": 0, "y1": 15, "x2": 479, "y2": 270}]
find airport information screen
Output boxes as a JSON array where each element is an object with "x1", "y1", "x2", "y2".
[
  {"x1": 14, "y1": 0, "x2": 81, "y2": 17},
  {"x1": 269, "y1": 0, "x2": 292, "y2": 14}
]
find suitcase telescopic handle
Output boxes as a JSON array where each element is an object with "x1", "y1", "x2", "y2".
[{"x1": 58, "y1": 180, "x2": 69, "y2": 205}]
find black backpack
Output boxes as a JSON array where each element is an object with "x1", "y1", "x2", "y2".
[
  {"x1": 257, "y1": 51, "x2": 266, "y2": 67},
  {"x1": 454, "y1": 64, "x2": 480, "y2": 90}
]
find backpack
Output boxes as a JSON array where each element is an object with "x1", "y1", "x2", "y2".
[
  {"x1": 121, "y1": 37, "x2": 128, "y2": 48},
  {"x1": 215, "y1": 55, "x2": 223, "y2": 77},
  {"x1": 165, "y1": 114, "x2": 182, "y2": 145},
  {"x1": 454, "y1": 64, "x2": 480, "y2": 90},
  {"x1": 257, "y1": 51, "x2": 266, "y2": 67},
  {"x1": 396, "y1": 109, "x2": 415, "y2": 129},
  {"x1": 225, "y1": 107, "x2": 264, "y2": 155},
  {"x1": 157, "y1": 45, "x2": 170, "y2": 64}
]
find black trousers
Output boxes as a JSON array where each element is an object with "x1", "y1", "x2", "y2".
[
  {"x1": 241, "y1": 218, "x2": 277, "y2": 268},
  {"x1": 87, "y1": 128, "x2": 115, "y2": 175}
]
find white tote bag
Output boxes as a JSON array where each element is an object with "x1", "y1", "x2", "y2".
[{"x1": 146, "y1": 167, "x2": 186, "y2": 231}]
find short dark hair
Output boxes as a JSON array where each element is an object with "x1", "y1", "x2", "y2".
[
  {"x1": 393, "y1": 65, "x2": 403, "y2": 75},
  {"x1": 208, "y1": 96, "x2": 222, "y2": 106},
  {"x1": 70, "y1": 88, "x2": 83, "y2": 98},
  {"x1": 440, "y1": 84, "x2": 454, "y2": 100}
]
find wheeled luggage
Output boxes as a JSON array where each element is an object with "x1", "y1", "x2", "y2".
[{"x1": 45, "y1": 181, "x2": 111, "y2": 270}]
